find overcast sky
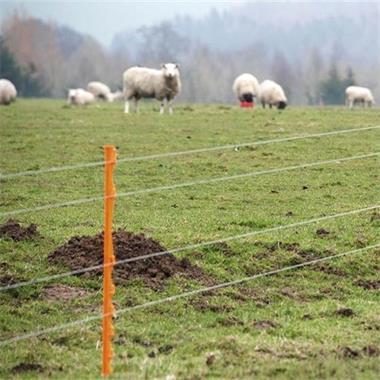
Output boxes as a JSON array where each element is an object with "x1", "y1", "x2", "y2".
[{"x1": 0, "y1": 1, "x2": 245, "y2": 46}]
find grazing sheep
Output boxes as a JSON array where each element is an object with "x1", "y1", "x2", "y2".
[
  {"x1": 345, "y1": 86, "x2": 375, "y2": 109},
  {"x1": 87, "y1": 81, "x2": 113, "y2": 102},
  {"x1": 232, "y1": 73, "x2": 260, "y2": 104},
  {"x1": 123, "y1": 63, "x2": 181, "y2": 114},
  {"x1": 67, "y1": 89, "x2": 95, "y2": 106},
  {"x1": 110, "y1": 90, "x2": 123, "y2": 101},
  {"x1": 259, "y1": 80, "x2": 287, "y2": 109},
  {"x1": 0, "y1": 79, "x2": 17, "y2": 105}
]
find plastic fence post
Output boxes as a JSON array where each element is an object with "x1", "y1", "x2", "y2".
[{"x1": 102, "y1": 145, "x2": 117, "y2": 377}]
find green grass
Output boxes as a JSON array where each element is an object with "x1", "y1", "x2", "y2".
[{"x1": 0, "y1": 99, "x2": 379, "y2": 379}]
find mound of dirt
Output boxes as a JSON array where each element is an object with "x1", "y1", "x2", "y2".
[
  {"x1": 48, "y1": 229, "x2": 213, "y2": 290},
  {"x1": 0, "y1": 219, "x2": 38, "y2": 241}
]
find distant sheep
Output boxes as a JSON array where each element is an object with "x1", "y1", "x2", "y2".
[
  {"x1": 0, "y1": 79, "x2": 17, "y2": 105},
  {"x1": 345, "y1": 86, "x2": 375, "y2": 109},
  {"x1": 233, "y1": 73, "x2": 260, "y2": 104},
  {"x1": 259, "y1": 80, "x2": 287, "y2": 109},
  {"x1": 110, "y1": 90, "x2": 123, "y2": 101},
  {"x1": 87, "y1": 81, "x2": 113, "y2": 102},
  {"x1": 67, "y1": 89, "x2": 95, "y2": 106},
  {"x1": 123, "y1": 63, "x2": 181, "y2": 114}
]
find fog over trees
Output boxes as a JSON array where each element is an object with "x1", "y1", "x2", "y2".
[{"x1": 1, "y1": 2, "x2": 379, "y2": 104}]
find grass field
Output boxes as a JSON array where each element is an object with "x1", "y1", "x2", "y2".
[{"x1": 0, "y1": 99, "x2": 379, "y2": 379}]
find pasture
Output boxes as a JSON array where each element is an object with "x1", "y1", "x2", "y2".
[{"x1": 0, "y1": 99, "x2": 379, "y2": 379}]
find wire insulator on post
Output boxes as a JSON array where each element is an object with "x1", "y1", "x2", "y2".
[{"x1": 102, "y1": 145, "x2": 117, "y2": 377}]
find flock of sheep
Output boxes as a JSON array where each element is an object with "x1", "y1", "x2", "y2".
[
  {"x1": 68, "y1": 82, "x2": 123, "y2": 106},
  {"x1": 233, "y1": 74, "x2": 287, "y2": 109},
  {"x1": 0, "y1": 63, "x2": 376, "y2": 111}
]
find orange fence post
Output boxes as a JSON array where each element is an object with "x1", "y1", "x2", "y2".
[{"x1": 102, "y1": 145, "x2": 117, "y2": 377}]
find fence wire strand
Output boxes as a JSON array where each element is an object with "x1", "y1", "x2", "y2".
[
  {"x1": 0, "y1": 243, "x2": 378, "y2": 347},
  {"x1": 1, "y1": 125, "x2": 379, "y2": 180},
  {"x1": 1, "y1": 126, "x2": 379, "y2": 354},
  {"x1": 0, "y1": 204, "x2": 378, "y2": 292},
  {"x1": 1, "y1": 152, "x2": 379, "y2": 218}
]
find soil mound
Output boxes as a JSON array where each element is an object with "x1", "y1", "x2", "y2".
[
  {"x1": 48, "y1": 229, "x2": 213, "y2": 290},
  {"x1": 0, "y1": 219, "x2": 38, "y2": 241}
]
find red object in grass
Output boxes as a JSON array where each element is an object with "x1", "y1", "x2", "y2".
[{"x1": 240, "y1": 101, "x2": 255, "y2": 108}]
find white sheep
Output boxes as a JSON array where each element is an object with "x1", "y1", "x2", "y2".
[
  {"x1": 345, "y1": 86, "x2": 375, "y2": 109},
  {"x1": 0, "y1": 79, "x2": 17, "y2": 105},
  {"x1": 259, "y1": 80, "x2": 287, "y2": 109},
  {"x1": 67, "y1": 88, "x2": 95, "y2": 106},
  {"x1": 232, "y1": 73, "x2": 260, "y2": 104},
  {"x1": 110, "y1": 90, "x2": 123, "y2": 101},
  {"x1": 87, "y1": 81, "x2": 113, "y2": 102},
  {"x1": 123, "y1": 63, "x2": 181, "y2": 114}
]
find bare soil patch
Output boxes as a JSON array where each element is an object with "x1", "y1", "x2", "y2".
[
  {"x1": 253, "y1": 320, "x2": 278, "y2": 330},
  {"x1": 190, "y1": 298, "x2": 234, "y2": 312},
  {"x1": 48, "y1": 229, "x2": 213, "y2": 290},
  {"x1": 206, "y1": 353, "x2": 217, "y2": 366},
  {"x1": 316, "y1": 228, "x2": 331, "y2": 237},
  {"x1": 0, "y1": 274, "x2": 23, "y2": 286},
  {"x1": 0, "y1": 262, "x2": 25, "y2": 286},
  {"x1": 231, "y1": 287, "x2": 272, "y2": 307},
  {"x1": 280, "y1": 287, "x2": 310, "y2": 302},
  {"x1": 0, "y1": 219, "x2": 39, "y2": 241},
  {"x1": 11, "y1": 363, "x2": 44, "y2": 374},
  {"x1": 354, "y1": 279, "x2": 380, "y2": 290},
  {"x1": 362, "y1": 345, "x2": 380, "y2": 357},
  {"x1": 335, "y1": 307, "x2": 355, "y2": 317},
  {"x1": 340, "y1": 345, "x2": 379, "y2": 358},
  {"x1": 217, "y1": 315, "x2": 245, "y2": 327},
  {"x1": 252, "y1": 240, "x2": 348, "y2": 278},
  {"x1": 43, "y1": 284, "x2": 90, "y2": 301}
]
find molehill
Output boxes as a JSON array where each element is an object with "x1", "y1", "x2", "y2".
[
  {"x1": 49, "y1": 229, "x2": 213, "y2": 290},
  {"x1": 0, "y1": 219, "x2": 39, "y2": 241}
]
